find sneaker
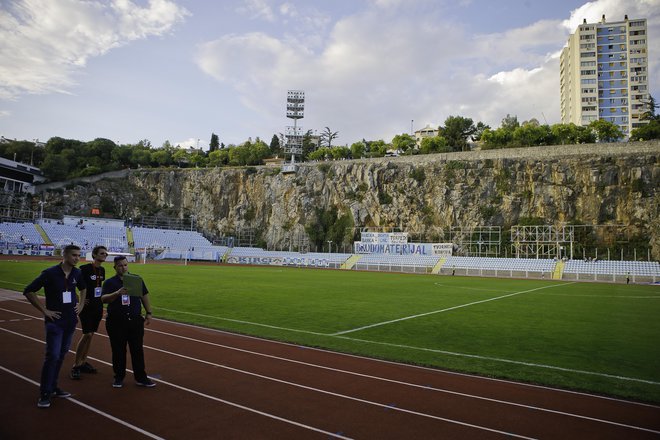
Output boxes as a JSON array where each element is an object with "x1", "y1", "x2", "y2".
[
  {"x1": 80, "y1": 362, "x2": 97, "y2": 374},
  {"x1": 70, "y1": 367, "x2": 81, "y2": 380},
  {"x1": 51, "y1": 388, "x2": 71, "y2": 398},
  {"x1": 136, "y1": 379, "x2": 156, "y2": 388},
  {"x1": 37, "y1": 393, "x2": 51, "y2": 408},
  {"x1": 112, "y1": 378, "x2": 123, "y2": 388}
]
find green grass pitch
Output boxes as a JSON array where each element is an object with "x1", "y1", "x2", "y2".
[{"x1": 1, "y1": 260, "x2": 659, "y2": 403}]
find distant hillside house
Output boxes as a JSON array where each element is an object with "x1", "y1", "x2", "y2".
[{"x1": 414, "y1": 124, "x2": 439, "y2": 147}]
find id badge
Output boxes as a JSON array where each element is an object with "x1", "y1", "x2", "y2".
[
  {"x1": 121, "y1": 294, "x2": 130, "y2": 306},
  {"x1": 62, "y1": 291, "x2": 72, "y2": 304},
  {"x1": 94, "y1": 287, "x2": 102, "y2": 298}
]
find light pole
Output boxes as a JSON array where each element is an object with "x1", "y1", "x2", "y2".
[
  {"x1": 327, "y1": 240, "x2": 332, "y2": 254},
  {"x1": 190, "y1": 215, "x2": 196, "y2": 232},
  {"x1": 38, "y1": 201, "x2": 44, "y2": 222}
]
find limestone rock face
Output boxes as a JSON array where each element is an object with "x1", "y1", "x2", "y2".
[{"x1": 38, "y1": 142, "x2": 660, "y2": 258}]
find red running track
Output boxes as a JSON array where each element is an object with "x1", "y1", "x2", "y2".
[{"x1": 1, "y1": 289, "x2": 659, "y2": 439}]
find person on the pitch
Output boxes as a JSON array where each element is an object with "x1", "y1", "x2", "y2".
[
  {"x1": 71, "y1": 245, "x2": 108, "y2": 379},
  {"x1": 102, "y1": 255, "x2": 156, "y2": 388},
  {"x1": 24, "y1": 245, "x2": 86, "y2": 408}
]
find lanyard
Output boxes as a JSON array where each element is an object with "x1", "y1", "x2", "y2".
[
  {"x1": 61, "y1": 264, "x2": 69, "y2": 291},
  {"x1": 93, "y1": 265, "x2": 101, "y2": 287}
]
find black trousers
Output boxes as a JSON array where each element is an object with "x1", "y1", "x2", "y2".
[{"x1": 105, "y1": 314, "x2": 148, "y2": 382}]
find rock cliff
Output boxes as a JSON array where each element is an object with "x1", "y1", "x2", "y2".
[{"x1": 37, "y1": 142, "x2": 660, "y2": 258}]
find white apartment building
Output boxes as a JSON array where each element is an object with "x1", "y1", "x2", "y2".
[{"x1": 560, "y1": 15, "x2": 649, "y2": 137}]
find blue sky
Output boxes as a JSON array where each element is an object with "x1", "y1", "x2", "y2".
[{"x1": 1, "y1": 0, "x2": 658, "y2": 150}]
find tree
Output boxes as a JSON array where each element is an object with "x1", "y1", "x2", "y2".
[
  {"x1": 350, "y1": 141, "x2": 366, "y2": 159},
  {"x1": 419, "y1": 136, "x2": 449, "y2": 154},
  {"x1": 640, "y1": 95, "x2": 659, "y2": 122},
  {"x1": 512, "y1": 124, "x2": 554, "y2": 147},
  {"x1": 442, "y1": 115, "x2": 476, "y2": 151},
  {"x1": 501, "y1": 114, "x2": 520, "y2": 131},
  {"x1": 391, "y1": 133, "x2": 416, "y2": 152},
  {"x1": 473, "y1": 121, "x2": 491, "y2": 141},
  {"x1": 589, "y1": 119, "x2": 623, "y2": 143},
  {"x1": 40, "y1": 154, "x2": 70, "y2": 181},
  {"x1": 301, "y1": 130, "x2": 317, "y2": 161},
  {"x1": 208, "y1": 149, "x2": 228, "y2": 166},
  {"x1": 209, "y1": 133, "x2": 220, "y2": 152},
  {"x1": 630, "y1": 120, "x2": 660, "y2": 141},
  {"x1": 173, "y1": 149, "x2": 188, "y2": 167},
  {"x1": 320, "y1": 127, "x2": 339, "y2": 148},
  {"x1": 269, "y1": 134, "x2": 281, "y2": 157}
]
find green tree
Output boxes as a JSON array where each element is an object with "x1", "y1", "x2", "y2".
[
  {"x1": 368, "y1": 140, "x2": 388, "y2": 157},
  {"x1": 589, "y1": 119, "x2": 623, "y2": 143},
  {"x1": 209, "y1": 133, "x2": 220, "y2": 152},
  {"x1": 419, "y1": 136, "x2": 449, "y2": 154},
  {"x1": 350, "y1": 141, "x2": 366, "y2": 159},
  {"x1": 269, "y1": 134, "x2": 281, "y2": 157},
  {"x1": 208, "y1": 149, "x2": 229, "y2": 167},
  {"x1": 189, "y1": 152, "x2": 208, "y2": 167},
  {"x1": 173, "y1": 149, "x2": 188, "y2": 167},
  {"x1": 320, "y1": 127, "x2": 339, "y2": 148},
  {"x1": 512, "y1": 123, "x2": 555, "y2": 147},
  {"x1": 40, "y1": 154, "x2": 69, "y2": 181},
  {"x1": 391, "y1": 133, "x2": 416, "y2": 152},
  {"x1": 473, "y1": 121, "x2": 491, "y2": 141},
  {"x1": 501, "y1": 114, "x2": 520, "y2": 131},
  {"x1": 302, "y1": 130, "x2": 317, "y2": 161},
  {"x1": 442, "y1": 115, "x2": 476, "y2": 151},
  {"x1": 630, "y1": 120, "x2": 660, "y2": 141}
]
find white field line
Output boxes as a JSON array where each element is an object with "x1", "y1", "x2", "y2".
[
  {"x1": 332, "y1": 282, "x2": 576, "y2": 336},
  {"x1": 1, "y1": 297, "x2": 659, "y2": 387},
  {"x1": 0, "y1": 326, "x2": 352, "y2": 440},
  {"x1": 142, "y1": 326, "x2": 660, "y2": 435},
  {"x1": 0, "y1": 364, "x2": 166, "y2": 440},
  {"x1": 0, "y1": 325, "x2": 529, "y2": 440},
  {"x1": 155, "y1": 306, "x2": 328, "y2": 336}
]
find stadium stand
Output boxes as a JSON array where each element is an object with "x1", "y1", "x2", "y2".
[
  {"x1": 439, "y1": 256, "x2": 556, "y2": 278},
  {"x1": 40, "y1": 221, "x2": 127, "y2": 252},
  {"x1": 0, "y1": 221, "x2": 44, "y2": 245},
  {"x1": 132, "y1": 227, "x2": 212, "y2": 250},
  {"x1": 563, "y1": 259, "x2": 660, "y2": 283}
]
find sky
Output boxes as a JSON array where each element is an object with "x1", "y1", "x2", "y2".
[{"x1": 0, "y1": 0, "x2": 658, "y2": 150}]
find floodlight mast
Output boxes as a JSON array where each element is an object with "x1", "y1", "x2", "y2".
[{"x1": 285, "y1": 90, "x2": 304, "y2": 166}]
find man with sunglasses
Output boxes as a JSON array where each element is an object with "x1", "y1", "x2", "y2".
[
  {"x1": 71, "y1": 245, "x2": 108, "y2": 379},
  {"x1": 24, "y1": 245, "x2": 86, "y2": 408}
]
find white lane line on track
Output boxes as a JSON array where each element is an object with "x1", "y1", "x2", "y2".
[
  {"x1": 0, "y1": 314, "x2": 530, "y2": 439},
  {"x1": 142, "y1": 327, "x2": 660, "y2": 435},
  {"x1": 0, "y1": 364, "x2": 166, "y2": 440},
  {"x1": 4, "y1": 304, "x2": 660, "y2": 435},
  {"x1": 149, "y1": 310, "x2": 660, "y2": 408},
  {"x1": 2, "y1": 299, "x2": 660, "y2": 388},
  {"x1": 332, "y1": 282, "x2": 576, "y2": 336},
  {"x1": 0, "y1": 326, "x2": 353, "y2": 440}
]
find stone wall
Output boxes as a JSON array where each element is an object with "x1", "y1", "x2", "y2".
[{"x1": 35, "y1": 142, "x2": 660, "y2": 258}]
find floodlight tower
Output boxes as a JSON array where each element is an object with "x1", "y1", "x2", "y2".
[{"x1": 284, "y1": 90, "x2": 304, "y2": 171}]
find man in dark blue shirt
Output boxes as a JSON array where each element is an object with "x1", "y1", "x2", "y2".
[
  {"x1": 102, "y1": 255, "x2": 155, "y2": 388},
  {"x1": 24, "y1": 245, "x2": 86, "y2": 408}
]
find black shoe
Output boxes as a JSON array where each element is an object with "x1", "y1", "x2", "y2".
[
  {"x1": 52, "y1": 388, "x2": 71, "y2": 398},
  {"x1": 70, "y1": 367, "x2": 81, "y2": 380},
  {"x1": 80, "y1": 362, "x2": 97, "y2": 374},
  {"x1": 37, "y1": 393, "x2": 51, "y2": 408},
  {"x1": 112, "y1": 378, "x2": 123, "y2": 388},
  {"x1": 136, "y1": 379, "x2": 156, "y2": 388}
]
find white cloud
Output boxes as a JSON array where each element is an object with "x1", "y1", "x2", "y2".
[
  {"x1": 196, "y1": 0, "x2": 659, "y2": 144},
  {"x1": 236, "y1": 0, "x2": 276, "y2": 22},
  {"x1": 0, "y1": 0, "x2": 189, "y2": 100}
]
